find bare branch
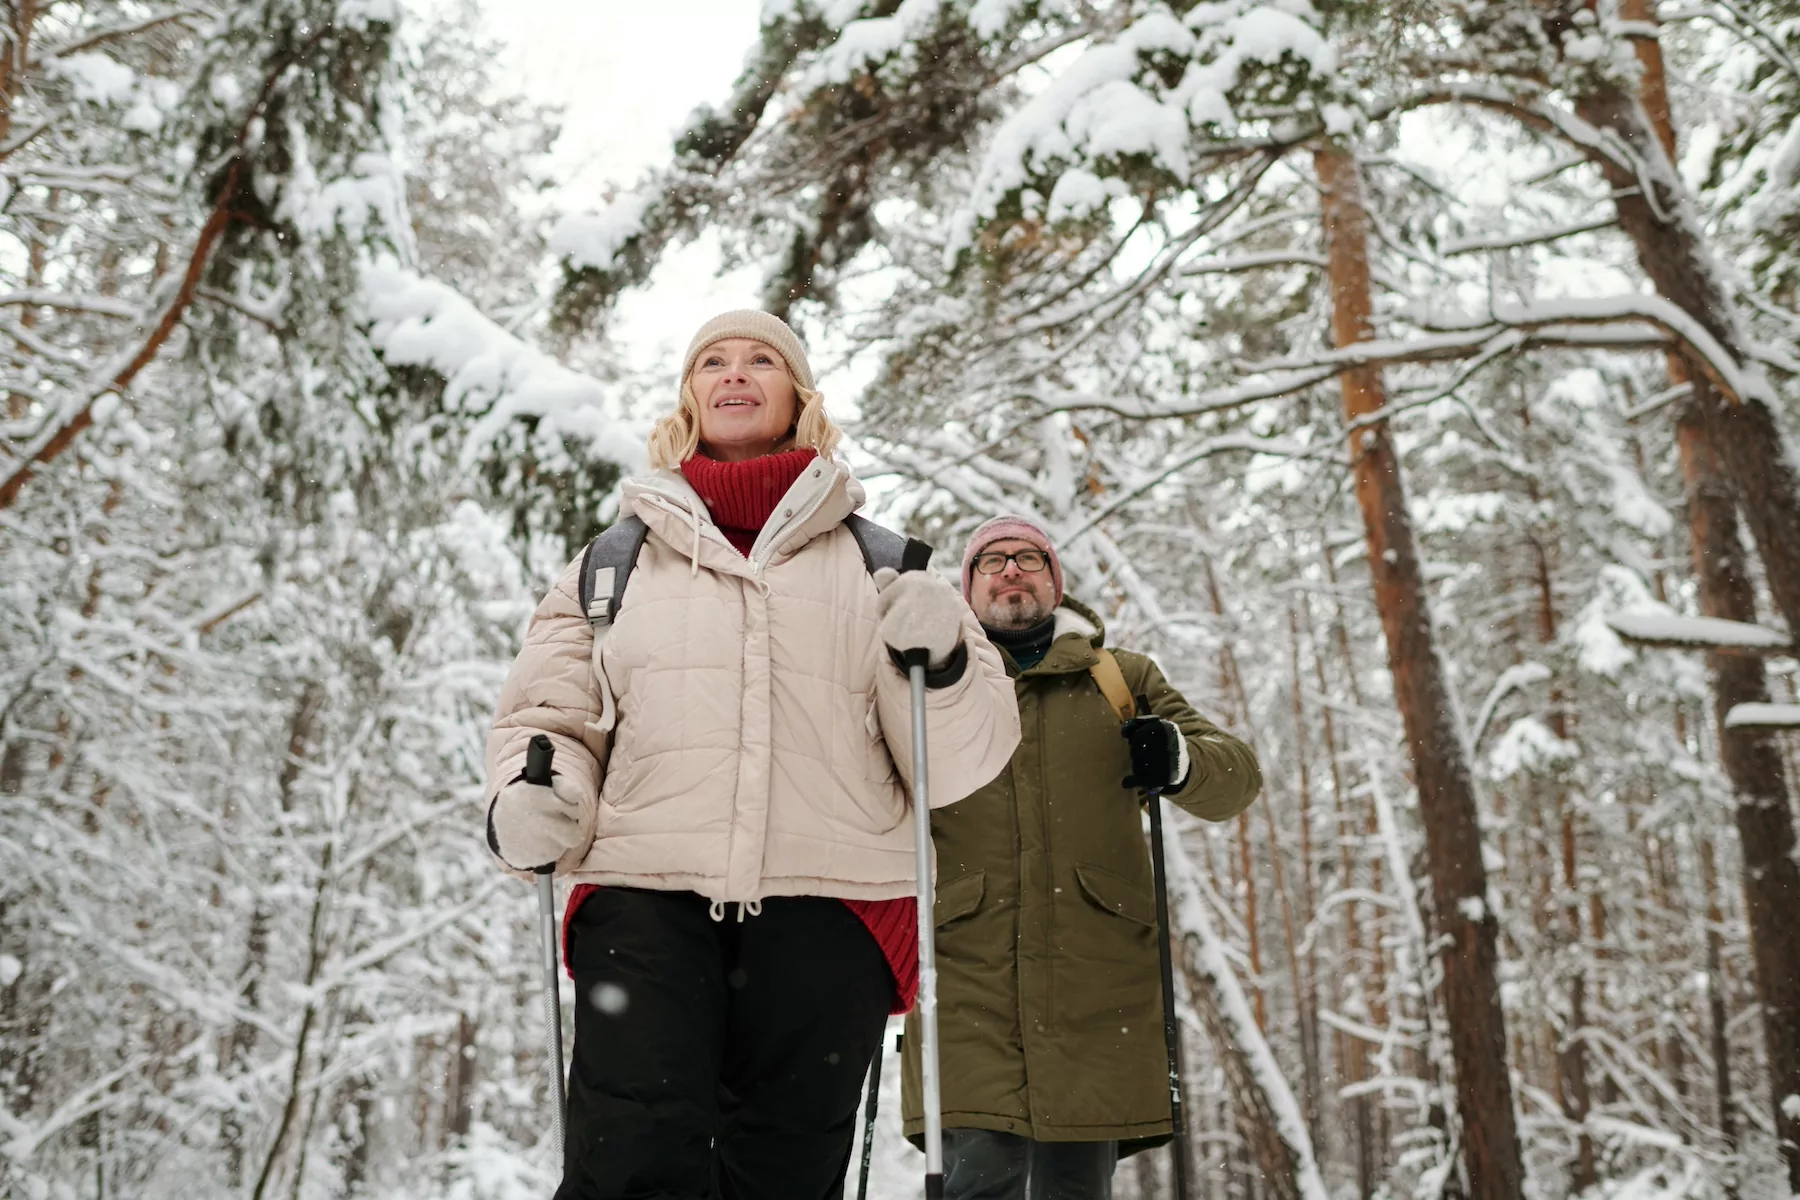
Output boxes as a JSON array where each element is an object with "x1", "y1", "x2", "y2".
[
  {"x1": 1384, "y1": 81, "x2": 1640, "y2": 178},
  {"x1": 1442, "y1": 215, "x2": 1617, "y2": 255},
  {"x1": 1179, "y1": 250, "x2": 1328, "y2": 276},
  {"x1": 0, "y1": 164, "x2": 241, "y2": 510},
  {"x1": 1065, "y1": 433, "x2": 1331, "y2": 544},
  {"x1": 44, "y1": 9, "x2": 210, "y2": 59},
  {"x1": 1, "y1": 24, "x2": 336, "y2": 511},
  {"x1": 196, "y1": 591, "x2": 263, "y2": 634},
  {"x1": 0, "y1": 121, "x2": 51, "y2": 164},
  {"x1": 0, "y1": 289, "x2": 139, "y2": 319}
]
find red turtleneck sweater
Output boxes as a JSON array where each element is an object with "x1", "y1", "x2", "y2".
[{"x1": 563, "y1": 449, "x2": 920, "y2": 1013}]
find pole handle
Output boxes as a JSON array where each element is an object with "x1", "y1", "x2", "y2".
[
  {"x1": 526, "y1": 734, "x2": 556, "y2": 876},
  {"x1": 898, "y1": 538, "x2": 935, "y2": 671},
  {"x1": 525, "y1": 733, "x2": 554, "y2": 785}
]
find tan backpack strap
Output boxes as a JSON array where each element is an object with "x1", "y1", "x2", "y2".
[{"x1": 1089, "y1": 649, "x2": 1137, "y2": 724}]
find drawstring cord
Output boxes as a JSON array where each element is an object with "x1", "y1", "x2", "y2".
[
  {"x1": 706, "y1": 899, "x2": 763, "y2": 923},
  {"x1": 684, "y1": 505, "x2": 702, "y2": 578}
]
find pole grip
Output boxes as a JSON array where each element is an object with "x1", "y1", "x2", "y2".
[
  {"x1": 898, "y1": 539, "x2": 935, "y2": 671},
  {"x1": 900, "y1": 539, "x2": 932, "y2": 573},
  {"x1": 525, "y1": 733, "x2": 554, "y2": 786},
  {"x1": 526, "y1": 734, "x2": 556, "y2": 877}
]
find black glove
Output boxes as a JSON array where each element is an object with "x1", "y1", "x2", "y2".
[{"x1": 1122, "y1": 715, "x2": 1190, "y2": 793}]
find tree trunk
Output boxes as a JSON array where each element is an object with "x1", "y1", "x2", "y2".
[
  {"x1": 1676, "y1": 400, "x2": 1800, "y2": 1190},
  {"x1": 224, "y1": 685, "x2": 322, "y2": 1181},
  {"x1": 1285, "y1": 604, "x2": 1325, "y2": 1159},
  {"x1": 1206, "y1": 561, "x2": 1270, "y2": 1032},
  {"x1": 1564, "y1": 8, "x2": 1800, "y2": 644},
  {"x1": 1167, "y1": 824, "x2": 1329, "y2": 1200},
  {"x1": 0, "y1": 2, "x2": 35, "y2": 150},
  {"x1": 223, "y1": 905, "x2": 271, "y2": 1188},
  {"x1": 1315, "y1": 142, "x2": 1524, "y2": 1200},
  {"x1": 1698, "y1": 835, "x2": 1739, "y2": 1191},
  {"x1": 447, "y1": 1011, "x2": 478, "y2": 1141},
  {"x1": 1524, "y1": 518, "x2": 1597, "y2": 1191}
]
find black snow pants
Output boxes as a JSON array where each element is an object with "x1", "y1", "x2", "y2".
[
  {"x1": 555, "y1": 887, "x2": 895, "y2": 1200},
  {"x1": 943, "y1": 1130, "x2": 1119, "y2": 1200}
]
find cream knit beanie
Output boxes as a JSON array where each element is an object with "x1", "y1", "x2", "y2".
[{"x1": 681, "y1": 310, "x2": 815, "y2": 392}]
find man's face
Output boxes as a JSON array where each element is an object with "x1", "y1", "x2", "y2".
[{"x1": 968, "y1": 538, "x2": 1057, "y2": 631}]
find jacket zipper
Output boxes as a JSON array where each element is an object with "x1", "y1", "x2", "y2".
[{"x1": 749, "y1": 468, "x2": 835, "y2": 578}]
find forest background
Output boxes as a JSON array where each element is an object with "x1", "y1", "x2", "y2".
[{"x1": 4, "y1": 3, "x2": 1800, "y2": 1200}]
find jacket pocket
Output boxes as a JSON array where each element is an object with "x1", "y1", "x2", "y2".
[
  {"x1": 1074, "y1": 863, "x2": 1155, "y2": 929},
  {"x1": 934, "y1": 871, "x2": 985, "y2": 927}
]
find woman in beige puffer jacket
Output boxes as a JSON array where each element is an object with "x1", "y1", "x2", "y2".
[{"x1": 483, "y1": 310, "x2": 1020, "y2": 1200}]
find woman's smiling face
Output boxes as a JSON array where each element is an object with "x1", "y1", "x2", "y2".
[{"x1": 690, "y1": 338, "x2": 799, "y2": 462}]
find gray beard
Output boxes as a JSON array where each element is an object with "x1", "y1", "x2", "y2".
[{"x1": 977, "y1": 592, "x2": 1053, "y2": 631}]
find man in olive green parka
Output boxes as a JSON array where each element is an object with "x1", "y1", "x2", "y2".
[{"x1": 902, "y1": 515, "x2": 1261, "y2": 1199}]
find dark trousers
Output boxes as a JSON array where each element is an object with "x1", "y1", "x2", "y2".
[
  {"x1": 943, "y1": 1130, "x2": 1119, "y2": 1200},
  {"x1": 555, "y1": 888, "x2": 894, "y2": 1200}
]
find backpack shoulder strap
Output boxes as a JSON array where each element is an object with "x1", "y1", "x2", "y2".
[
  {"x1": 1089, "y1": 649, "x2": 1137, "y2": 723},
  {"x1": 580, "y1": 513, "x2": 913, "y2": 630},
  {"x1": 578, "y1": 515, "x2": 650, "y2": 630},
  {"x1": 843, "y1": 513, "x2": 913, "y2": 575}
]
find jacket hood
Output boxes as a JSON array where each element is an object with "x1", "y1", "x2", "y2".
[{"x1": 1015, "y1": 595, "x2": 1108, "y2": 677}]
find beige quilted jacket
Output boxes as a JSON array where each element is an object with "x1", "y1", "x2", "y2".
[{"x1": 483, "y1": 459, "x2": 1021, "y2": 902}]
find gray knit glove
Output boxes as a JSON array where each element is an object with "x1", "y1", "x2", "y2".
[
  {"x1": 873, "y1": 567, "x2": 965, "y2": 670},
  {"x1": 488, "y1": 774, "x2": 586, "y2": 870}
]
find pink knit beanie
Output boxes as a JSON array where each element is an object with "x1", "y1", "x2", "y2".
[{"x1": 961, "y1": 515, "x2": 1064, "y2": 605}]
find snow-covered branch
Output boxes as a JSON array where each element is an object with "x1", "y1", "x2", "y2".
[
  {"x1": 1606, "y1": 609, "x2": 1794, "y2": 657},
  {"x1": 1723, "y1": 702, "x2": 1800, "y2": 730},
  {"x1": 360, "y1": 261, "x2": 643, "y2": 474}
]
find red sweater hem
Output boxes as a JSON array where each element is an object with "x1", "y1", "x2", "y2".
[{"x1": 562, "y1": 885, "x2": 918, "y2": 1014}]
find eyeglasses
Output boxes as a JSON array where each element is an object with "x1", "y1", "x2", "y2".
[{"x1": 972, "y1": 550, "x2": 1049, "y2": 575}]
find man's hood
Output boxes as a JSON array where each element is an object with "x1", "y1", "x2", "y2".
[{"x1": 1011, "y1": 595, "x2": 1107, "y2": 677}]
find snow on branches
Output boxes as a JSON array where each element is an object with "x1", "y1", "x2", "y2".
[{"x1": 362, "y1": 261, "x2": 643, "y2": 475}]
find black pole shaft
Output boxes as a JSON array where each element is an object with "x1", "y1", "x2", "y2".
[
  {"x1": 855, "y1": 1034, "x2": 885, "y2": 1200},
  {"x1": 1146, "y1": 790, "x2": 1192, "y2": 1200}
]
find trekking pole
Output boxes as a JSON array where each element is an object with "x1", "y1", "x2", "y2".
[
  {"x1": 854, "y1": 1028, "x2": 886, "y2": 1200},
  {"x1": 899, "y1": 539, "x2": 946, "y2": 1200},
  {"x1": 1136, "y1": 698, "x2": 1191, "y2": 1200},
  {"x1": 525, "y1": 734, "x2": 568, "y2": 1158}
]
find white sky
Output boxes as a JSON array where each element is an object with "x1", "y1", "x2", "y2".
[{"x1": 473, "y1": 0, "x2": 772, "y2": 386}]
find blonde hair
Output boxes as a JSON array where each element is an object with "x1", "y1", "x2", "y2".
[{"x1": 646, "y1": 368, "x2": 842, "y2": 469}]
